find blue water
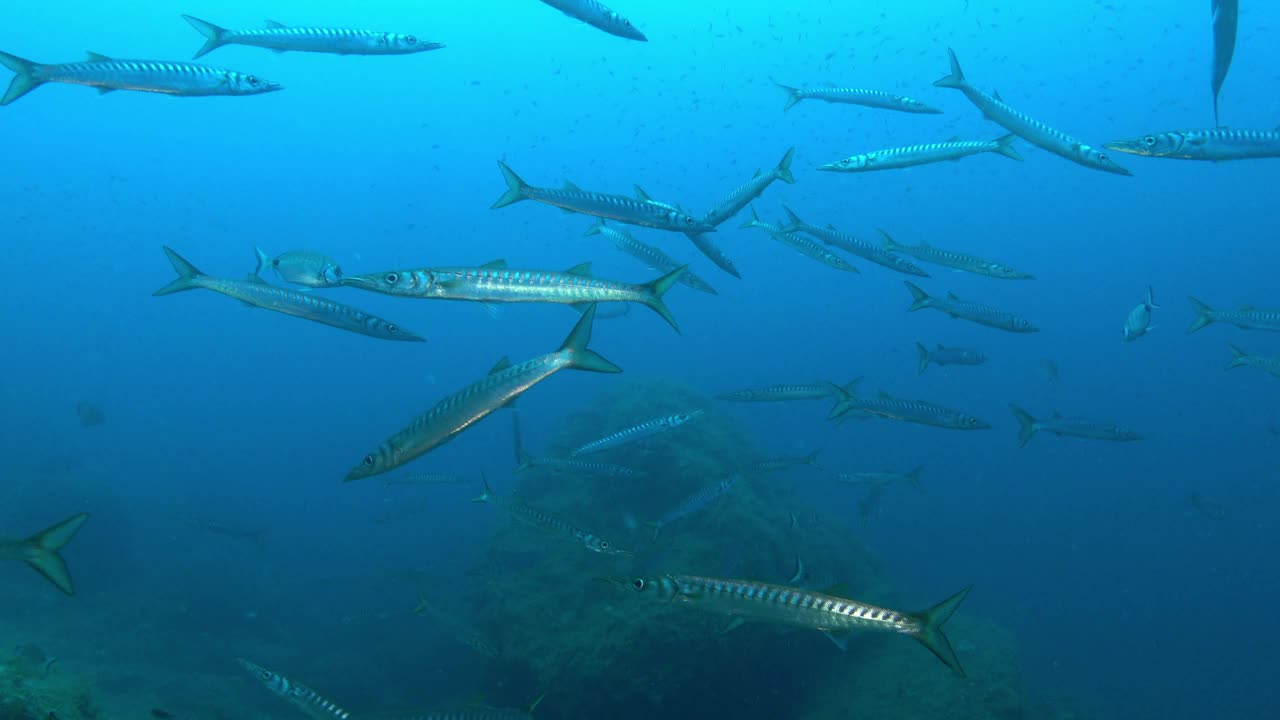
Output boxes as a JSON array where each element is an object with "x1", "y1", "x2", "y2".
[{"x1": 2, "y1": 1, "x2": 1278, "y2": 718}]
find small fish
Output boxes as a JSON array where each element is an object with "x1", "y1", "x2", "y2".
[
  {"x1": 829, "y1": 381, "x2": 990, "y2": 431},
  {"x1": 474, "y1": 475, "x2": 630, "y2": 556},
  {"x1": 916, "y1": 343, "x2": 986, "y2": 375},
  {"x1": 570, "y1": 410, "x2": 703, "y2": 456},
  {"x1": 1187, "y1": 297, "x2": 1280, "y2": 333},
  {"x1": 491, "y1": 162, "x2": 712, "y2": 233},
  {"x1": 1225, "y1": 344, "x2": 1280, "y2": 378},
  {"x1": 1123, "y1": 286, "x2": 1158, "y2": 341},
  {"x1": 905, "y1": 282, "x2": 1038, "y2": 333},
  {"x1": 1104, "y1": 128, "x2": 1280, "y2": 161},
  {"x1": 237, "y1": 658, "x2": 351, "y2": 720},
  {"x1": 0, "y1": 50, "x2": 280, "y2": 105},
  {"x1": 182, "y1": 16, "x2": 443, "y2": 58},
  {"x1": 254, "y1": 247, "x2": 343, "y2": 288},
  {"x1": 0, "y1": 513, "x2": 89, "y2": 596},
  {"x1": 345, "y1": 306, "x2": 620, "y2": 480},
  {"x1": 772, "y1": 80, "x2": 942, "y2": 114},
  {"x1": 516, "y1": 450, "x2": 640, "y2": 478},
  {"x1": 716, "y1": 382, "x2": 844, "y2": 403},
  {"x1": 781, "y1": 206, "x2": 929, "y2": 277},
  {"x1": 154, "y1": 248, "x2": 422, "y2": 342},
  {"x1": 818, "y1": 135, "x2": 1022, "y2": 172},
  {"x1": 837, "y1": 466, "x2": 924, "y2": 491},
  {"x1": 741, "y1": 207, "x2": 859, "y2": 273},
  {"x1": 749, "y1": 450, "x2": 822, "y2": 474},
  {"x1": 1009, "y1": 405, "x2": 1143, "y2": 447},
  {"x1": 609, "y1": 574, "x2": 971, "y2": 675},
  {"x1": 649, "y1": 475, "x2": 738, "y2": 537},
  {"x1": 882, "y1": 231, "x2": 1034, "y2": 279},
  {"x1": 933, "y1": 49, "x2": 1130, "y2": 176},
  {"x1": 536, "y1": 0, "x2": 647, "y2": 41},
  {"x1": 75, "y1": 400, "x2": 105, "y2": 427},
  {"x1": 585, "y1": 220, "x2": 718, "y2": 295},
  {"x1": 1211, "y1": 0, "x2": 1239, "y2": 125}
]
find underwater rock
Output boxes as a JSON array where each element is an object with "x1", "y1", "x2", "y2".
[{"x1": 0, "y1": 646, "x2": 100, "y2": 720}]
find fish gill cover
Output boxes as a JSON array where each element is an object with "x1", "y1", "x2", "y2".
[{"x1": 0, "y1": 2, "x2": 1276, "y2": 720}]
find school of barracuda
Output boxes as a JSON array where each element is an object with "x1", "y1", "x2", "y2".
[{"x1": 1, "y1": 0, "x2": 1270, "y2": 717}]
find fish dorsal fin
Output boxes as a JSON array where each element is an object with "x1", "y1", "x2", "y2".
[
  {"x1": 826, "y1": 223, "x2": 838, "y2": 230},
  {"x1": 877, "y1": 390, "x2": 895, "y2": 401},
  {"x1": 936, "y1": 344, "x2": 947, "y2": 351},
  {"x1": 920, "y1": 238, "x2": 932, "y2": 247},
  {"x1": 488, "y1": 356, "x2": 512, "y2": 375},
  {"x1": 1052, "y1": 410, "x2": 1062, "y2": 419},
  {"x1": 720, "y1": 617, "x2": 747, "y2": 634},
  {"x1": 265, "y1": 19, "x2": 287, "y2": 28},
  {"x1": 821, "y1": 582, "x2": 849, "y2": 597},
  {"x1": 1240, "y1": 304, "x2": 1255, "y2": 311},
  {"x1": 480, "y1": 259, "x2": 507, "y2": 270},
  {"x1": 245, "y1": 273, "x2": 269, "y2": 285},
  {"x1": 946, "y1": 135, "x2": 962, "y2": 142},
  {"x1": 565, "y1": 262, "x2": 593, "y2": 276},
  {"x1": 946, "y1": 291, "x2": 961, "y2": 301},
  {"x1": 993, "y1": 89, "x2": 1004, "y2": 102},
  {"x1": 751, "y1": 168, "x2": 764, "y2": 179},
  {"x1": 633, "y1": 184, "x2": 652, "y2": 201},
  {"x1": 86, "y1": 51, "x2": 112, "y2": 62},
  {"x1": 562, "y1": 180, "x2": 581, "y2": 192}
]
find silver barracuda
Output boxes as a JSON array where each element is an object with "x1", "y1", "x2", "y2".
[
  {"x1": 1009, "y1": 405, "x2": 1143, "y2": 447},
  {"x1": 828, "y1": 380, "x2": 990, "y2": 431},
  {"x1": 153, "y1": 247, "x2": 423, "y2": 342},
  {"x1": 716, "y1": 382, "x2": 844, "y2": 403},
  {"x1": 570, "y1": 410, "x2": 703, "y2": 456},
  {"x1": 342, "y1": 259, "x2": 686, "y2": 333},
  {"x1": 182, "y1": 16, "x2": 444, "y2": 58},
  {"x1": 516, "y1": 450, "x2": 641, "y2": 478},
  {"x1": 772, "y1": 80, "x2": 942, "y2": 114},
  {"x1": 237, "y1": 658, "x2": 351, "y2": 720},
  {"x1": 781, "y1": 206, "x2": 928, "y2": 277},
  {"x1": 818, "y1": 134, "x2": 1021, "y2": 172},
  {"x1": 345, "y1": 306, "x2": 621, "y2": 481},
  {"x1": 748, "y1": 451, "x2": 822, "y2": 474},
  {"x1": 905, "y1": 281, "x2": 1038, "y2": 333},
  {"x1": 254, "y1": 247, "x2": 343, "y2": 288},
  {"x1": 1187, "y1": 297, "x2": 1280, "y2": 333},
  {"x1": 474, "y1": 475, "x2": 631, "y2": 556},
  {"x1": 882, "y1": 231, "x2": 1034, "y2": 279},
  {"x1": 491, "y1": 162, "x2": 713, "y2": 233},
  {"x1": 649, "y1": 474, "x2": 738, "y2": 537},
  {"x1": 609, "y1": 574, "x2": 972, "y2": 675},
  {"x1": 1106, "y1": 127, "x2": 1280, "y2": 161},
  {"x1": 916, "y1": 343, "x2": 986, "y2": 375},
  {"x1": 585, "y1": 220, "x2": 717, "y2": 295},
  {"x1": 701, "y1": 147, "x2": 797, "y2": 227},
  {"x1": 933, "y1": 49, "x2": 1130, "y2": 176},
  {"x1": 0, "y1": 513, "x2": 88, "y2": 596},
  {"x1": 741, "y1": 207, "x2": 859, "y2": 273},
  {"x1": 1212, "y1": 0, "x2": 1239, "y2": 125},
  {"x1": 837, "y1": 466, "x2": 923, "y2": 491},
  {"x1": 413, "y1": 593, "x2": 502, "y2": 659},
  {"x1": 1225, "y1": 344, "x2": 1280, "y2": 379},
  {"x1": 537, "y1": 0, "x2": 647, "y2": 41},
  {"x1": 682, "y1": 231, "x2": 741, "y2": 278},
  {"x1": 0, "y1": 50, "x2": 280, "y2": 104}
]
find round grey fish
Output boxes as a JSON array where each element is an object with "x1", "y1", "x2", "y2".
[
  {"x1": 1122, "y1": 286, "x2": 1158, "y2": 342},
  {"x1": 255, "y1": 247, "x2": 343, "y2": 288}
]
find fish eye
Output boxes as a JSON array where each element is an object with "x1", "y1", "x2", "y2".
[
  {"x1": 385, "y1": 272, "x2": 399, "y2": 283},
  {"x1": 840, "y1": 158, "x2": 851, "y2": 166},
  {"x1": 684, "y1": 217, "x2": 694, "y2": 225},
  {"x1": 967, "y1": 417, "x2": 979, "y2": 426},
  {"x1": 623, "y1": 19, "x2": 632, "y2": 26},
  {"x1": 1097, "y1": 152, "x2": 1108, "y2": 161},
  {"x1": 406, "y1": 35, "x2": 417, "y2": 44},
  {"x1": 260, "y1": 671, "x2": 271, "y2": 680},
  {"x1": 632, "y1": 578, "x2": 645, "y2": 590},
  {"x1": 600, "y1": 541, "x2": 610, "y2": 549},
  {"x1": 247, "y1": 75, "x2": 258, "y2": 86},
  {"x1": 1144, "y1": 135, "x2": 1156, "y2": 146},
  {"x1": 387, "y1": 324, "x2": 398, "y2": 333},
  {"x1": 363, "y1": 455, "x2": 375, "y2": 466}
]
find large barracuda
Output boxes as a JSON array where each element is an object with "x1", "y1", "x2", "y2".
[
  {"x1": 570, "y1": 410, "x2": 703, "y2": 456},
  {"x1": 491, "y1": 162, "x2": 713, "y2": 233},
  {"x1": 585, "y1": 220, "x2": 718, "y2": 295},
  {"x1": 609, "y1": 574, "x2": 971, "y2": 675},
  {"x1": 342, "y1": 259, "x2": 686, "y2": 333},
  {"x1": 474, "y1": 475, "x2": 630, "y2": 556},
  {"x1": 882, "y1": 231, "x2": 1034, "y2": 279},
  {"x1": 1211, "y1": 0, "x2": 1239, "y2": 125},
  {"x1": 828, "y1": 380, "x2": 990, "y2": 431},
  {"x1": 237, "y1": 659, "x2": 351, "y2": 720},
  {"x1": 772, "y1": 80, "x2": 942, "y2": 114},
  {"x1": 1187, "y1": 297, "x2": 1280, "y2": 333},
  {"x1": 716, "y1": 382, "x2": 843, "y2": 403},
  {"x1": 701, "y1": 147, "x2": 796, "y2": 227},
  {"x1": 904, "y1": 281, "x2": 1038, "y2": 333},
  {"x1": 344, "y1": 306, "x2": 621, "y2": 481},
  {"x1": 153, "y1": 247, "x2": 424, "y2": 342},
  {"x1": 1008, "y1": 405, "x2": 1143, "y2": 447},
  {"x1": 181, "y1": 16, "x2": 443, "y2": 58},
  {"x1": 536, "y1": 0, "x2": 647, "y2": 41},
  {"x1": 741, "y1": 208, "x2": 859, "y2": 273},
  {"x1": 916, "y1": 343, "x2": 986, "y2": 375},
  {"x1": 933, "y1": 49, "x2": 1131, "y2": 176},
  {"x1": 1105, "y1": 128, "x2": 1280, "y2": 162},
  {"x1": 0, "y1": 513, "x2": 89, "y2": 596},
  {"x1": 781, "y1": 206, "x2": 929, "y2": 277},
  {"x1": 1225, "y1": 344, "x2": 1280, "y2": 379},
  {"x1": 817, "y1": 135, "x2": 1021, "y2": 173},
  {"x1": 0, "y1": 50, "x2": 280, "y2": 104}
]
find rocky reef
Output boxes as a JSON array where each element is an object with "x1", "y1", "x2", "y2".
[{"x1": 0, "y1": 643, "x2": 99, "y2": 720}]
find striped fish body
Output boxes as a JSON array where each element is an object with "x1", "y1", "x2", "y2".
[
  {"x1": 570, "y1": 410, "x2": 702, "y2": 456},
  {"x1": 1187, "y1": 297, "x2": 1280, "y2": 333},
  {"x1": 818, "y1": 136, "x2": 1020, "y2": 172},
  {"x1": 1105, "y1": 128, "x2": 1280, "y2": 161},
  {"x1": 702, "y1": 147, "x2": 796, "y2": 227},
  {"x1": 716, "y1": 383, "x2": 836, "y2": 402},
  {"x1": 924, "y1": 344, "x2": 987, "y2": 368},
  {"x1": 682, "y1": 231, "x2": 741, "y2": 278},
  {"x1": 587, "y1": 222, "x2": 718, "y2": 295},
  {"x1": 237, "y1": 659, "x2": 350, "y2": 720},
  {"x1": 934, "y1": 49, "x2": 1130, "y2": 176},
  {"x1": 906, "y1": 282, "x2": 1038, "y2": 333},
  {"x1": 741, "y1": 211, "x2": 859, "y2": 273},
  {"x1": 786, "y1": 218, "x2": 928, "y2": 277},
  {"x1": 749, "y1": 452, "x2": 820, "y2": 473},
  {"x1": 384, "y1": 473, "x2": 466, "y2": 485},
  {"x1": 653, "y1": 475, "x2": 737, "y2": 532},
  {"x1": 183, "y1": 17, "x2": 443, "y2": 57},
  {"x1": 538, "y1": 0, "x2": 647, "y2": 41},
  {"x1": 10, "y1": 54, "x2": 280, "y2": 98},
  {"x1": 885, "y1": 234, "x2": 1033, "y2": 279},
  {"x1": 475, "y1": 479, "x2": 627, "y2": 555},
  {"x1": 830, "y1": 384, "x2": 989, "y2": 430},
  {"x1": 517, "y1": 454, "x2": 640, "y2": 478},
  {"x1": 837, "y1": 466, "x2": 922, "y2": 489},
  {"x1": 775, "y1": 81, "x2": 941, "y2": 114},
  {"x1": 1226, "y1": 345, "x2": 1280, "y2": 378},
  {"x1": 1038, "y1": 417, "x2": 1142, "y2": 442}
]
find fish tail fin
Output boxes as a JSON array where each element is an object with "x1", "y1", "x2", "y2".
[
  {"x1": 1009, "y1": 404, "x2": 1038, "y2": 447},
  {"x1": 23, "y1": 513, "x2": 89, "y2": 596},
  {"x1": 739, "y1": 204, "x2": 763, "y2": 230},
  {"x1": 994, "y1": 134, "x2": 1022, "y2": 161},
  {"x1": 515, "y1": 449, "x2": 536, "y2": 472},
  {"x1": 909, "y1": 585, "x2": 972, "y2": 676},
  {"x1": 933, "y1": 48, "x2": 967, "y2": 90},
  {"x1": 905, "y1": 465, "x2": 924, "y2": 490},
  {"x1": 1186, "y1": 296, "x2": 1215, "y2": 334},
  {"x1": 0, "y1": 50, "x2": 45, "y2": 105},
  {"x1": 253, "y1": 246, "x2": 270, "y2": 277},
  {"x1": 825, "y1": 380, "x2": 856, "y2": 420},
  {"x1": 1146, "y1": 285, "x2": 1160, "y2": 309},
  {"x1": 153, "y1": 247, "x2": 206, "y2": 296},
  {"x1": 559, "y1": 304, "x2": 623, "y2": 373},
  {"x1": 772, "y1": 79, "x2": 802, "y2": 111},
  {"x1": 776, "y1": 146, "x2": 797, "y2": 183},
  {"x1": 904, "y1": 281, "x2": 932, "y2": 311},
  {"x1": 583, "y1": 219, "x2": 606, "y2": 237},
  {"x1": 915, "y1": 342, "x2": 930, "y2": 374},
  {"x1": 491, "y1": 161, "x2": 530, "y2": 209},
  {"x1": 780, "y1": 204, "x2": 803, "y2": 232},
  {"x1": 181, "y1": 15, "x2": 229, "y2": 59},
  {"x1": 879, "y1": 228, "x2": 899, "y2": 251},
  {"x1": 642, "y1": 266, "x2": 687, "y2": 334},
  {"x1": 803, "y1": 449, "x2": 822, "y2": 469},
  {"x1": 1226, "y1": 343, "x2": 1249, "y2": 370},
  {"x1": 471, "y1": 473, "x2": 495, "y2": 503}
]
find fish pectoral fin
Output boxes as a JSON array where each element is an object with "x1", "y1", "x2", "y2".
[
  {"x1": 719, "y1": 617, "x2": 746, "y2": 635},
  {"x1": 85, "y1": 51, "x2": 113, "y2": 61},
  {"x1": 480, "y1": 258, "x2": 508, "y2": 269},
  {"x1": 564, "y1": 262, "x2": 593, "y2": 276},
  {"x1": 244, "y1": 273, "x2": 269, "y2": 285},
  {"x1": 482, "y1": 303, "x2": 503, "y2": 320},
  {"x1": 820, "y1": 629, "x2": 851, "y2": 652},
  {"x1": 633, "y1": 184, "x2": 652, "y2": 201},
  {"x1": 562, "y1": 180, "x2": 581, "y2": 192},
  {"x1": 265, "y1": 19, "x2": 287, "y2": 28},
  {"x1": 96, "y1": 87, "x2": 117, "y2": 95}
]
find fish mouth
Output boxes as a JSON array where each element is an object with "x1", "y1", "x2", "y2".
[
  {"x1": 1102, "y1": 140, "x2": 1140, "y2": 154},
  {"x1": 815, "y1": 163, "x2": 843, "y2": 172},
  {"x1": 339, "y1": 275, "x2": 377, "y2": 289}
]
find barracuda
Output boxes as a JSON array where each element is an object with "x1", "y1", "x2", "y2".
[
  {"x1": 537, "y1": 0, "x2": 647, "y2": 41},
  {"x1": 585, "y1": 220, "x2": 718, "y2": 295},
  {"x1": 342, "y1": 259, "x2": 686, "y2": 333},
  {"x1": 344, "y1": 306, "x2": 621, "y2": 481},
  {"x1": 828, "y1": 380, "x2": 990, "y2": 431},
  {"x1": 781, "y1": 206, "x2": 929, "y2": 277},
  {"x1": 818, "y1": 135, "x2": 1021, "y2": 172},
  {"x1": 701, "y1": 147, "x2": 796, "y2": 227},
  {"x1": 748, "y1": 451, "x2": 822, "y2": 474},
  {"x1": 153, "y1": 247, "x2": 423, "y2": 342},
  {"x1": 1212, "y1": 0, "x2": 1238, "y2": 125},
  {"x1": 837, "y1": 466, "x2": 923, "y2": 490},
  {"x1": 716, "y1": 382, "x2": 845, "y2": 403},
  {"x1": 933, "y1": 48, "x2": 1130, "y2": 176},
  {"x1": 883, "y1": 231, "x2": 1034, "y2": 279},
  {"x1": 916, "y1": 343, "x2": 987, "y2": 375},
  {"x1": 1009, "y1": 405, "x2": 1143, "y2": 447},
  {"x1": 611, "y1": 574, "x2": 972, "y2": 675},
  {"x1": 182, "y1": 16, "x2": 443, "y2": 58},
  {"x1": 741, "y1": 207, "x2": 859, "y2": 273},
  {"x1": 0, "y1": 513, "x2": 89, "y2": 596},
  {"x1": 1187, "y1": 297, "x2": 1280, "y2": 333},
  {"x1": 237, "y1": 658, "x2": 351, "y2": 720},
  {"x1": 772, "y1": 80, "x2": 942, "y2": 114},
  {"x1": 570, "y1": 410, "x2": 703, "y2": 456},
  {"x1": 1105, "y1": 127, "x2": 1280, "y2": 162},
  {"x1": 904, "y1": 281, "x2": 1038, "y2": 333},
  {"x1": 474, "y1": 475, "x2": 630, "y2": 556},
  {"x1": 516, "y1": 450, "x2": 640, "y2": 478},
  {"x1": 649, "y1": 474, "x2": 737, "y2": 537},
  {"x1": 0, "y1": 50, "x2": 279, "y2": 104},
  {"x1": 491, "y1": 162, "x2": 713, "y2": 233},
  {"x1": 1226, "y1": 344, "x2": 1280, "y2": 378}
]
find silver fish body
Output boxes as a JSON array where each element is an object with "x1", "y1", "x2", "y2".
[
  {"x1": 182, "y1": 16, "x2": 443, "y2": 58},
  {"x1": 255, "y1": 247, "x2": 343, "y2": 288},
  {"x1": 829, "y1": 382, "x2": 990, "y2": 431},
  {"x1": 916, "y1": 343, "x2": 986, "y2": 375},
  {"x1": 1009, "y1": 405, "x2": 1142, "y2": 447},
  {"x1": 882, "y1": 231, "x2": 1034, "y2": 279},
  {"x1": 1225, "y1": 344, "x2": 1280, "y2": 378},
  {"x1": 537, "y1": 0, "x2": 647, "y2": 41},
  {"x1": 0, "y1": 513, "x2": 89, "y2": 596},
  {"x1": 0, "y1": 50, "x2": 280, "y2": 104},
  {"x1": 702, "y1": 147, "x2": 797, "y2": 227},
  {"x1": 1123, "y1": 286, "x2": 1158, "y2": 342},
  {"x1": 781, "y1": 207, "x2": 928, "y2": 277},
  {"x1": 773, "y1": 80, "x2": 942, "y2": 114},
  {"x1": 237, "y1": 659, "x2": 351, "y2": 720},
  {"x1": 1212, "y1": 0, "x2": 1239, "y2": 125},
  {"x1": 651, "y1": 475, "x2": 738, "y2": 536},
  {"x1": 1187, "y1": 297, "x2": 1280, "y2": 333},
  {"x1": 153, "y1": 247, "x2": 422, "y2": 342},
  {"x1": 585, "y1": 220, "x2": 717, "y2": 295},
  {"x1": 905, "y1": 282, "x2": 1038, "y2": 333},
  {"x1": 933, "y1": 49, "x2": 1130, "y2": 176},
  {"x1": 474, "y1": 476, "x2": 630, "y2": 555},
  {"x1": 716, "y1": 382, "x2": 840, "y2": 402},
  {"x1": 1105, "y1": 127, "x2": 1280, "y2": 161},
  {"x1": 837, "y1": 466, "x2": 923, "y2": 490},
  {"x1": 516, "y1": 451, "x2": 640, "y2": 478},
  {"x1": 741, "y1": 208, "x2": 859, "y2": 273},
  {"x1": 749, "y1": 451, "x2": 821, "y2": 474},
  {"x1": 818, "y1": 135, "x2": 1021, "y2": 172},
  {"x1": 570, "y1": 410, "x2": 703, "y2": 456}
]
